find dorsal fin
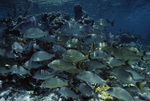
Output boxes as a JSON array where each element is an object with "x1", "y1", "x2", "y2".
[{"x1": 112, "y1": 42, "x2": 118, "y2": 48}]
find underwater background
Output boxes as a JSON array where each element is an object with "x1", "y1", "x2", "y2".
[
  {"x1": 1, "y1": 0, "x2": 150, "y2": 38},
  {"x1": 1, "y1": 0, "x2": 150, "y2": 101}
]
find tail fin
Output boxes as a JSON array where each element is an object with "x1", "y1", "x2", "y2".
[
  {"x1": 136, "y1": 81, "x2": 148, "y2": 94},
  {"x1": 111, "y1": 19, "x2": 115, "y2": 27},
  {"x1": 143, "y1": 49, "x2": 148, "y2": 56}
]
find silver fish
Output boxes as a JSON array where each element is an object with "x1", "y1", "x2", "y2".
[
  {"x1": 77, "y1": 71, "x2": 106, "y2": 84},
  {"x1": 24, "y1": 28, "x2": 48, "y2": 39},
  {"x1": 106, "y1": 87, "x2": 134, "y2": 101},
  {"x1": 10, "y1": 65, "x2": 30, "y2": 76},
  {"x1": 65, "y1": 38, "x2": 81, "y2": 48},
  {"x1": 48, "y1": 59, "x2": 76, "y2": 71},
  {"x1": 94, "y1": 18, "x2": 115, "y2": 30},
  {"x1": 30, "y1": 51, "x2": 55, "y2": 62},
  {"x1": 11, "y1": 42, "x2": 25, "y2": 53},
  {"x1": 111, "y1": 68, "x2": 147, "y2": 94},
  {"x1": 111, "y1": 67, "x2": 136, "y2": 85},
  {"x1": 90, "y1": 50, "x2": 110, "y2": 60},
  {"x1": 52, "y1": 45, "x2": 66, "y2": 54},
  {"x1": 83, "y1": 60, "x2": 107, "y2": 70},
  {"x1": 38, "y1": 35, "x2": 57, "y2": 43},
  {"x1": 24, "y1": 60, "x2": 42, "y2": 70},
  {"x1": 0, "y1": 66, "x2": 10, "y2": 74},
  {"x1": 106, "y1": 57, "x2": 125, "y2": 67},
  {"x1": 0, "y1": 49, "x2": 18, "y2": 59},
  {"x1": 59, "y1": 87, "x2": 79, "y2": 98},
  {"x1": 78, "y1": 83, "x2": 95, "y2": 96},
  {"x1": 63, "y1": 49, "x2": 88, "y2": 63},
  {"x1": 41, "y1": 77, "x2": 68, "y2": 88},
  {"x1": 126, "y1": 69, "x2": 144, "y2": 81},
  {"x1": 57, "y1": 35, "x2": 70, "y2": 45},
  {"x1": 82, "y1": 34, "x2": 98, "y2": 45},
  {"x1": 57, "y1": 21, "x2": 84, "y2": 37},
  {"x1": 32, "y1": 70, "x2": 55, "y2": 80}
]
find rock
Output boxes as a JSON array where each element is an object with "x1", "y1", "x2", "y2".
[{"x1": 74, "y1": 4, "x2": 88, "y2": 21}]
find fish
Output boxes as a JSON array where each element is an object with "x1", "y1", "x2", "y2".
[
  {"x1": 142, "y1": 54, "x2": 150, "y2": 60},
  {"x1": 101, "y1": 44, "x2": 143, "y2": 60},
  {"x1": 0, "y1": 48, "x2": 18, "y2": 59},
  {"x1": 38, "y1": 35, "x2": 57, "y2": 43},
  {"x1": 57, "y1": 35, "x2": 70, "y2": 45},
  {"x1": 77, "y1": 83, "x2": 95, "y2": 96},
  {"x1": 63, "y1": 49, "x2": 88, "y2": 63},
  {"x1": 6, "y1": 50, "x2": 20, "y2": 59},
  {"x1": 126, "y1": 59, "x2": 141, "y2": 66},
  {"x1": 41, "y1": 77, "x2": 68, "y2": 88},
  {"x1": 95, "y1": 19, "x2": 115, "y2": 27},
  {"x1": 52, "y1": 45, "x2": 66, "y2": 53},
  {"x1": 78, "y1": 45, "x2": 91, "y2": 55},
  {"x1": 56, "y1": 21, "x2": 85, "y2": 37},
  {"x1": 65, "y1": 38, "x2": 81, "y2": 48},
  {"x1": 24, "y1": 60, "x2": 42, "y2": 70},
  {"x1": 106, "y1": 87, "x2": 134, "y2": 101},
  {"x1": 10, "y1": 65, "x2": 30, "y2": 76},
  {"x1": 1, "y1": 8, "x2": 150, "y2": 101},
  {"x1": 30, "y1": 51, "x2": 55, "y2": 62},
  {"x1": 124, "y1": 86, "x2": 140, "y2": 94},
  {"x1": 14, "y1": 19, "x2": 46, "y2": 34},
  {"x1": 23, "y1": 28, "x2": 48, "y2": 39},
  {"x1": 11, "y1": 42, "x2": 25, "y2": 53},
  {"x1": 26, "y1": 40, "x2": 42, "y2": 52},
  {"x1": 93, "y1": 42, "x2": 109, "y2": 51},
  {"x1": 82, "y1": 34, "x2": 99, "y2": 45},
  {"x1": 48, "y1": 59, "x2": 76, "y2": 71},
  {"x1": 66, "y1": 68, "x2": 83, "y2": 74},
  {"x1": 76, "y1": 71, "x2": 106, "y2": 84},
  {"x1": 110, "y1": 67, "x2": 137, "y2": 85},
  {"x1": 106, "y1": 57, "x2": 125, "y2": 67},
  {"x1": 32, "y1": 70, "x2": 55, "y2": 80},
  {"x1": 52, "y1": 45, "x2": 66, "y2": 58},
  {"x1": 93, "y1": 18, "x2": 115, "y2": 30},
  {"x1": 82, "y1": 60, "x2": 107, "y2": 70},
  {"x1": 89, "y1": 50, "x2": 110, "y2": 60},
  {"x1": 59, "y1": 87, "x2": 79, "y2": 98},
  {"x1": 126, "y1": 69, "x2": 144, "y2": 81},
  {"x1": 110, "y1": 67, "x2": 146, "y2": 93},
  {"x1": 0, "y1": 66, "x2": 10, "y2": 74}
]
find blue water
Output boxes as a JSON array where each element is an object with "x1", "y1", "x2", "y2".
[{"x1": 0, "y1": 0, "x2": 150, "y2": 38}]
